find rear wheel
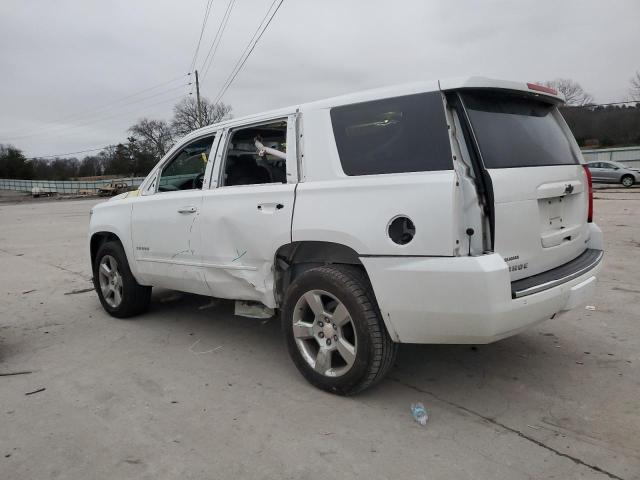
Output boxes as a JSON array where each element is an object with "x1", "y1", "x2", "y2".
[
  {"x1": 621, "y1": 175, "x2": 634, "y2": 188},
  {"x1": 93, "y1": 240, "x2": 151, "y2": 318},
  {"x1": 282, "y1": 265, "x2": 396, "y2": 395}
]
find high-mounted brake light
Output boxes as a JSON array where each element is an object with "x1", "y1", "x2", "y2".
[
  {"x1": 582, "y1": 164, "x2": 593, "y2": 223},
  {"x1": 527, "y1": 83, "x2": 558, "y2": 96}
]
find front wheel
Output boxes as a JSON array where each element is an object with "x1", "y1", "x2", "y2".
[
  {"x1": 621, "y1": 175, "x2": 634, "y2": 188},
  {"x1": 282, "y1": 265, "x2": 397, "y2": 395},
  {"x1": 93, "y1": 240, "x2": 151, "y2": 318}
]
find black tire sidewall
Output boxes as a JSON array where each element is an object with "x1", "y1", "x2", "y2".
[
  {"x1": 621, "y1": 175, "x2": 634, "y2": 187},
  {"x1": 282, "y1": 266, "x2": 379, "y2": 394}
]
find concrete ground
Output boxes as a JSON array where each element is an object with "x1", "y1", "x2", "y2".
[{"x1": 0, "y1": 191, "x2": 638, "y2": 480}]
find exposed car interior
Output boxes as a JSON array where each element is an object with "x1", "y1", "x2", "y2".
[{"x1": 221, "y1": 120, "x2": 287, "y2": 186}]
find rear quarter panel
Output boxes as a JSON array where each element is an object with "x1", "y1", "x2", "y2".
[
  {"x1": 293, "y1": 173, "x2": 457, "y2": 255},
  {"x1": 293, "y1": 108, "x2": 457, "y2": 256}
]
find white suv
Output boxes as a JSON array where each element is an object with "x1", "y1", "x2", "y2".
[{"x1": 89, "y1": 77, "x2": 603, "y2": 395}]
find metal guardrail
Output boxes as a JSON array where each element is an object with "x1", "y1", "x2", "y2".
[{"x1": 0, "y1": 177, "x2": 145, "y2": 194}]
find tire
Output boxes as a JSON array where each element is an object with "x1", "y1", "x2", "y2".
[
  {"x1": 92, "y1": 240, "x2": 151, "y2": 318},
  {"x1": 282, "y1": 265, "x2": 397, "y2": 395},
  {"x1": 621, "y1": 175, "x2": 634, "y2": 188}
]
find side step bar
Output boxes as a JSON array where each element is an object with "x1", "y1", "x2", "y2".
[{"x1": 511, "y1": 249, "x2": 603, "y2": 299}]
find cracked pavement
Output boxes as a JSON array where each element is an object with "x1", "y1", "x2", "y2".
[{"x1": 0, "y1": 192, "x2": 638, "y2": 479}]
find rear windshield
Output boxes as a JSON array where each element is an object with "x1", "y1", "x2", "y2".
[
  {"x1": 461, "y1": 90, "x2": 579, "y2": 169},
  {"x1": 330, "y1": 92, "x2": 452, "y2": 175}
]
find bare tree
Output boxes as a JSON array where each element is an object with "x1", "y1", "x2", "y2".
[
  {"x1": 128, "y1": 118, "x2": 174, "y2": 158},
  {"x1": 171, "y1": 96, "x2": 232, "y2": 137},
  {"x1": 629, "y1": 71, "x2": 640, "y2": 101},
  {"x1": 542, "y1": 78, "x2": 593, "y2": 106}
]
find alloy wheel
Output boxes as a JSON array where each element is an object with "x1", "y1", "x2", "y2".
[
  {"x1": 292, "y1": 289, "x2": 358, "y2": 377},
  {"x1": 98, "y1": 254, "x2": 123, "y2": 308}
]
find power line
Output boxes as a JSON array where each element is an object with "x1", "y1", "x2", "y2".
[
  {"x1": 189, "y1": 0, "x2": 215, "y2": 72},
  {"x1": 210, "y1": 0, "x2": 278, "y2": 96},
  {"x1": 27, "y1": 146, "x2": 114, "y2": 160},
  {"x1": 0, "y1": 74, "x2": 190, "y2": 139},
  {"x1": 212, "y1": 0, "x2": 284, "y2": 105},
  {"x1": 200, "y1": 0, "x2": 236, "y2": 81},
  {"x1": 6, "y1": 93, "x2": 189, "y2": 144},
  {"x1": 2, "y1": 85, "x2": 191, "y2": 141}
]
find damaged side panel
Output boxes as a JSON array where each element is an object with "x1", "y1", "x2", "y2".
[
  {"x1": 196, "y1": 114, "x2": 298, "y2": 308},
  {"x1": 198, "y1": 184, "x2": 296, "y2": 308},
  {"x1": 130, "y1": 189, "x2": 211, "y2": 295}
]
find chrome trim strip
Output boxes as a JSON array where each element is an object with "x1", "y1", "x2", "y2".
[{"x1": 513, "y1": 250, "x2": 603, "y2": 298}]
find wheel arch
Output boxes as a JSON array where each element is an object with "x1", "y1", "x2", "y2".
[
  {"x1": 90, "y1": 231, "x2": 123, "y2": 264},
  {"x1": 273, "y1": 241, "x2": 365, "y2": 304}
]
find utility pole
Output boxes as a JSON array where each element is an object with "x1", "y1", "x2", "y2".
[{"x1": 195, "y1": 70, "x2": 202, "y2": 127}]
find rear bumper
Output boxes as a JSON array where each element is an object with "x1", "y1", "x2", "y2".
[
  {"x1": 511, "y1": 248, "x2": 603, "y2": 298},
  {"x1": 361, "y1": 225, "x2": 603, "y2": 344}
]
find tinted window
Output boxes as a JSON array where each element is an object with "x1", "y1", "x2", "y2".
[
  {"x1": 330, "y1": 92, "x2": 452, "y2": 175},
  {"x1": 158, "y1": 135, "x2": 214, "y2": 192},
  {"x1": 462, "y1": 90, "x2": 579, "y2": 169}
]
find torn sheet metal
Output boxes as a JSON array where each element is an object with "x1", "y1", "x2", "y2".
[{"x1": 234, "y1": 300, "x2": 274, "y2": 319}]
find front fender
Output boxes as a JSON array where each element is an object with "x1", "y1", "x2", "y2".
[{"x1": 89, "y1": 200, "x2": 142, "y2": 282}]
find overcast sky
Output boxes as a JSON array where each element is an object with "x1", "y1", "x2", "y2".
[{"x1": 1, "y1": 0, "x2": 639, "y2": 158}]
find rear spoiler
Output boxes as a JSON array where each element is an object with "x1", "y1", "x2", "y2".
[{"x1": 439, "y1": 76, "x2": 565, "y2": 104}]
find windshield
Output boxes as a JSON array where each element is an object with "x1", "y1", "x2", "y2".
[{"x1": 461, "y1": 90, "x2": 579, "y2": 169}]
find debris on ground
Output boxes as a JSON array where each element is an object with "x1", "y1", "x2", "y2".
[
  {"x1": 411, "y1": 402, "x2": 429, "y2": 426},
  {"x1": 198, "y1": 298, "x2": 219, "y2": 310},
  {"x1": 188, "y1": 339, "x2": 223, "y2": 355},
  {"x1": 25, "y1": 387, "x2": 46, "y2": 396},
  {"x1": 64, "y1": 287, "x2": 94, "y2": 295},
  {"x1": 526, "y1": 424, "x2": 541, "y2": 430},
  {"x1": 21, "y1": 289, "x2": 36, "y2": 295},
  {"x1": 0, "y1": 371, "x2": 32, "y2": 377}
]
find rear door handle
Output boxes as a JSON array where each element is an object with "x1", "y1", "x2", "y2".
[{"x1": 177, "y1": 206, "x2": 198, "y2": 214}]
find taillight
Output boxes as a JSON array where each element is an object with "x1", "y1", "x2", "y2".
[
  {"x1": 582, "y1": 164, "x2": 593, "y2": 223},
  {"x1": 527, "y1": 83, "x2": 558, "y2": 96}
]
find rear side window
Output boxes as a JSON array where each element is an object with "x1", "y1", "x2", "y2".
[
  {"x1": 461, "y1": 90, "x2": 579, "y2": 169},
  {"x1": 330, "y1": 92, "x2": 452, "y2": 175}
]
